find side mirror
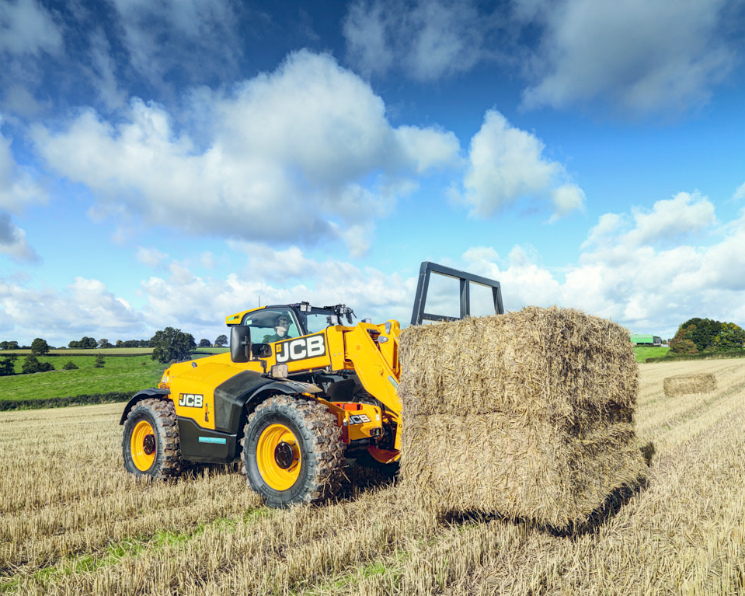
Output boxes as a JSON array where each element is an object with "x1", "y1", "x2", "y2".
[
  {"x1": 251, "y1": 343, "x2": 272, "y2": 358},
  {"x1": 230, "y1": 326, "x2": 251, "y2": 363}
]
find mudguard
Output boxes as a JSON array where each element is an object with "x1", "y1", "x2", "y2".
[
  {"x1": 119, "y1": 388, "x2": 170, "y2": 425},
  {"x1": 212, "y1": 370, "x2": 321, "y2": 434}
]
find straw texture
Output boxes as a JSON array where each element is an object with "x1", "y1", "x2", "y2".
[
  {"x1": 398, "y1": 306, "x2": 646, "y2": 528},
  {"x1": 663, "y1": 373, "x2": 717, "y2": 397}
]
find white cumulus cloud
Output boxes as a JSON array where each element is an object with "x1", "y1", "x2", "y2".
[
  {"x1": 136, "y1": 246, "x2": 169, "y2": 268},
  {"x1": 584, "y1": 191, "x2": 716, "y2": 252},
  {"x1": 137, "y1": 250, "x2": 418, "y2": 339},
  {"x1": 626, "y1": 191, "x2": 716, "y2": 245},
  {"x1": 0, "y1": 276, "x2": 144, "y2": 345},
  {"x1": 460, "y1": 190, "x2": 745, "y2": 336},
  {"x1": 33, "y1": 51, "x2": 461, "y2": 255},
  {"x1": 454, "y1": 109, "x2": 584, "y2": 218}
]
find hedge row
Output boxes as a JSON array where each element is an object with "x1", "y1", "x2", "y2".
[
  {"x1": 645, "y1": 349, "x2": 745, "y2": 363},
  {"x1": 0, "y1": 392, "x2": 133, "y2": 411}
]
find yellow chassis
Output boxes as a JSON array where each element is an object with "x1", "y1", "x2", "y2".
[{"x1": 158, "y1": 309, "x2": 403, "y2": 456}]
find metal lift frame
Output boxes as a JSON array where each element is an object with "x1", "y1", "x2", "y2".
[{"x1": 410, "y1": 261, "x2": 504, "y2": 326}]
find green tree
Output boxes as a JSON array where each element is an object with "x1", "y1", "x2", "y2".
[
  {"x1": 199, "y1": 338, "x2": 211, "y2": 348},
  {"x1": 80, "y1": 336, "x2": 97, "y2": 349},
  {"x1": 94, "y1": 354, "x2": 105, "y2": 368},
  {"x1": 1, "y1": 341, "x2": 19, "y2": 350},
  {"x1": 0, "y1": 354, "x2": 17, "y2": 376},
  {"x1": 714, "y1": 322, "x2": 745, "y2": 350},
  {"x1": 670, "y1": 338, "x2": 697, "y2": 354},
  {"x1": 31, "y1": 338, "x2": 50, "y2": 356},
  {"x1": 21, "y1": 354, "x2": 54, "y2": 374},
  {"x1": 215, "y1": 334, "x2": 228, "y2": 347},
  {"x1": 671, "y1": 318, "x2": 745, "y2": 354},
  {"x1": 98, "y1": 338, "x2": 112, "y2": 349},
  {"x1": 62, "y1": 360, "x2": 79, "y2": 370},
  {"x1": 690, "y1": 318, "x2": 721, "y2": 351},
  {"x1": 150, "y1": 327, "x2": 196, "y2": 363}
]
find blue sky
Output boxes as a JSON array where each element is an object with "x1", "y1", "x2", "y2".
[{"x1": 1, "y1": 0, "x2": 744, "y2": 347}]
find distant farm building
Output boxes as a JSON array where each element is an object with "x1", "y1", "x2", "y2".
[{"x1": 631, "y1": 334, "x2": 662, "y2": 346}]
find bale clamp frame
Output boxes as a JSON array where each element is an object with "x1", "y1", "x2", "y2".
[{"x1": 410, "y1": 261, "x2": 504, "y2": 326}]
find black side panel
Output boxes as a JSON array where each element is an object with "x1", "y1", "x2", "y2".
[
  {"x1": 213, "y1": 370, "x2": 272, "y2": 433},
  {"x1": 119, "y1": 388, "x2": 170, "y2": 425},
  {"x1": 178, "y1": 418, "x2": 237, "y2": 463}
]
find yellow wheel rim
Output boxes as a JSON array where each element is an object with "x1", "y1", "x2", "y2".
[
  {"x1": 131, "y1": 420, "x2": 156, "y2": 471},
  {"x1": 257, "y1": 423, "x2": 301, "y2": 491}
]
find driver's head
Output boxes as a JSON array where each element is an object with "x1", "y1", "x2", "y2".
[{"x1": 275, "y1": 314, "x2": 290, "y2": 337}]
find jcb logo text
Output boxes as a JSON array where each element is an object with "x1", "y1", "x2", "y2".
[
  {"x1": 276, "y1": 334, "x2": 326, "y2": 363},
  {"x1": 179, "y1": 393, "x2": 203, "y2": 408}
]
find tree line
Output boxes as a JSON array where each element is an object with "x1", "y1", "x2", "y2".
[
  {"x1": 2, "y1": 334, "x2": 229, "y2": 351},
  {"x1": 0, "y1": 329, "x2": 231, "y2": 377}
]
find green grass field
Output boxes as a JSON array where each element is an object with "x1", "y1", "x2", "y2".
[
  {"x1": 195, "y1": 347, "x2": 229, "y2": 355},
  {"x1": 0, "y1": 355, "x2": 167, "y2": 403},
  {"x1": 632, "y1": 345, "x2": 670, "y2": 362},
  {"x1": 0, "y1": 348, "x2": 230, "y2": 405}
]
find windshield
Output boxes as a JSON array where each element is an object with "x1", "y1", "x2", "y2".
[
  {"x1": 241, "y1": 308, "x2": 300, "y2": 344},
  {"x1": 301, "y1": 312, "x2": 339, "y2": 334}
]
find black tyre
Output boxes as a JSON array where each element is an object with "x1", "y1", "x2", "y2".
[
  {"x1": 122, "y1": 398, "x2": 183, "y2": 479},
  {"x1": 241, "y1": 395, "x2": 345, "y2": 508}
]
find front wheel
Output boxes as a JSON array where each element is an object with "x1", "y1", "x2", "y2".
[
  {"x1": 242, "y1": 395, "x2": 345, "y2": 508},
  {"x1": 122, "y1": 398, "x2": 183, "y2": 479}
]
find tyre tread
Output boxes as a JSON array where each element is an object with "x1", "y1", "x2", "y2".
[
  {"x1": 241, "y1": 395, "x2": 345, "y2": 506},
  {"x1": 122, "y1": 397, "x2": 184, "y2": 479}
]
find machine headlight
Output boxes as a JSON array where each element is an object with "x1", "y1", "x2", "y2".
[{"x1": 270, "y1": 364, "x2": 289, "y2": 378}]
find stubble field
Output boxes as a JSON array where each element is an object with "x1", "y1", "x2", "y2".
[{"x1": 2, "y1": 358, "x2": 745, "y2": 594}]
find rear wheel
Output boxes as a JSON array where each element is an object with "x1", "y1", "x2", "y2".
[
  {"x1": 122, "y1": 398, "x2": 183, "y2": 479},
  {"x1": 242, "y1": 395, "x2": 345, "y2": 508}
]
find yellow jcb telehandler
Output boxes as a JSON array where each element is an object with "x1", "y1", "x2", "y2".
[{"x1": 120, "y1": 262, "x2": 503, "y2": 507}]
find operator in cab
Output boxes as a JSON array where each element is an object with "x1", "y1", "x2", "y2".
[{"x1": 262, "y1": 314, "x2": 293, "y2": 343}]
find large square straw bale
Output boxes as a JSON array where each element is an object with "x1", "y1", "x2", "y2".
[
  {"x1": 663, "y1": 373, "x2": 717, "y2": 397},
  {"x1": 398, "y1": 306, "x2": 646, "y2": 527}
]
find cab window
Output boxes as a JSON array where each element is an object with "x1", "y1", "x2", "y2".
[
  {"x1": 302, "y1": 312, "x2": 340, "y2": 334},
  {"x1": 241, "y1": 309, "x2": 299, "y2": 344}
]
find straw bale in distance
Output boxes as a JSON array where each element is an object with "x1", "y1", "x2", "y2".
[
  {"x1": 663, "y1": 373, "x2": 717, "y2": 397},
  {"x1": 398, "y1": 306, "x2": 646, "y2": 528}
]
